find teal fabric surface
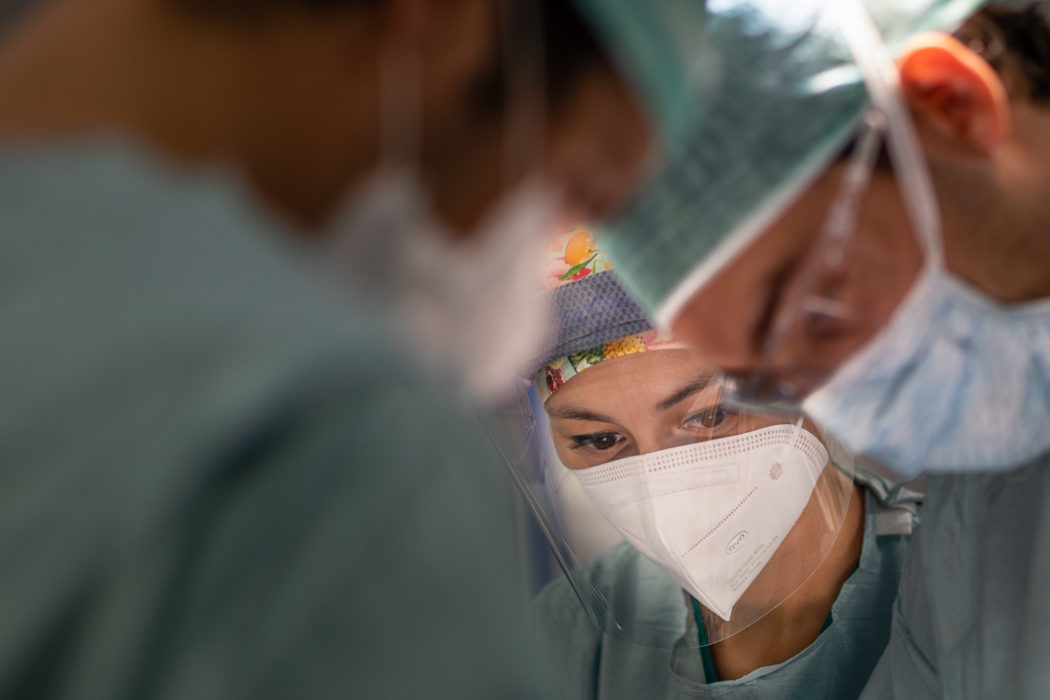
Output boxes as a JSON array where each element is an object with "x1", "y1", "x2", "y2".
[
  {"x1": 0, "y1": 143, "x2": 549, "y2": 699},
  {"x1": 600, "y1": 0, "x2": 985, "y2": 325},
  {"x1": 532, "y1": 482, "x2": 917, "y2": 699},
  {"x1": 859, "y1": 453, "x2": 1050, "y2": 700}
]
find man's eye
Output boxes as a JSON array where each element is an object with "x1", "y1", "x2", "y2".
[
  {"x1": 570, "y1": 432, "x2": 625, "y2": 451},
  {"x1": 683, "y1": 405, "x2": 730, "y2": 430}
]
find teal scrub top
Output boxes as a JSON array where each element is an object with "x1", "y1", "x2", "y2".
[
  {"x1": 532, "y1": 475, "x2": 919, "y2": 699},
  {"x1": 0, "y1": 142, "x2": 550, "y2": 699},
  {"x1": 860, "y1": 453, "x2": 1050, "y2": 700}
]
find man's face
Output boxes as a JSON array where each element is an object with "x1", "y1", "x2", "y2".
[{"x1": 670, "y1": 160, "x2": 924, "y2": 399}]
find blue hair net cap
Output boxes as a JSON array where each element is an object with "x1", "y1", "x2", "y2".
[
  {"x1": 530, "y1": 270, "x2": 653, "y2": 373},
  {"x1": 599, "y1": 0, "x2": 986, "y2": 327},
  {"x1": 569, "y1": 0, "x2": 709, "y2": 150}
]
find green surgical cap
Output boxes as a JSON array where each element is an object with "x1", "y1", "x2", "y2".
[
  {"x1": 569, "y1": 0, "x2": 709, "y2": 150},
  {"x1": 600, "y1": 0, "x2": 986, "y2": 327}
]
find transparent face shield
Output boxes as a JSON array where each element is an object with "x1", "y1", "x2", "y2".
[
  {"x1": 485, "y1": 346, "x2": 856, "y2": 648},
  {"x1": 720, "y1": 0, "x2": 947, "y2": 411}
]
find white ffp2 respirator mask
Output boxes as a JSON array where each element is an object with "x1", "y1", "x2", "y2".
[{"x1": 573, "y1": 424, "x2": 828, "y2": 620}]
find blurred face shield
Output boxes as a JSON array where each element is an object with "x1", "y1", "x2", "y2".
[{"x1": 487, "y1": 344, "x2": 855, "y2": 647}]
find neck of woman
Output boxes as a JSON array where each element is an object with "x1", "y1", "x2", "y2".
[{"x1": 705, "y1": 479, "x2": 866, "y2": 681}]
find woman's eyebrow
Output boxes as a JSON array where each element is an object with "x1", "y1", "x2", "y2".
[
  {"x1": 656, "y1": 374, "x2": 716, "y2": 412},
  {"x1": 546, "y1": 405, "x2": 617, "y2": 423}
]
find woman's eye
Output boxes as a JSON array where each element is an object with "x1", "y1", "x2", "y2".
[
  {"x1": 570, "y1": 432, "x2": 625, "y2": 451},
  {"x1": 683, "y1": 405, "x2": 730, "y2": 430}
]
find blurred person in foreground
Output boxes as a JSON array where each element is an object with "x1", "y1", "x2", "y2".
[
  {"x1": 0, "y1": 0, "x2": 705, "y2": 697},
  {"x1": 598, "y1": 2, "x2": 1050, "y2": 699},
  {"x1": 514, "y1": 231, "x2": 918, "y2": 698}
]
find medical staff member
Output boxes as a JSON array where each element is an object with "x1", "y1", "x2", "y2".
[
  {"x1": 597, "y1": 3, "x2": 1050, "y2": 699},
  {"x1": 522, "y1": 231, "x2": 919, "y2": 699},
  {"x1": 0, "y1": 0, "x2": 704, "y2": 697}
]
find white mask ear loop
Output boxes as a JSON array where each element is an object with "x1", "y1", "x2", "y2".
[
  {"x1": 781, "y1": 414, "x2": 814, "y2": 493},
  {"x1": 828, "y1": 0, "x2": 945, "y2": 270}
]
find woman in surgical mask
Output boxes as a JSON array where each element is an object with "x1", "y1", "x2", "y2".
[{"x1": 511, "y1": 230, "x2": 921, "y2": 698}]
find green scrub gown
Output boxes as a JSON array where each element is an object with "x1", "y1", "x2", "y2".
[
  {"x1": 532, "y1": 474, "x2": 918, "y2": 699},
  {"x1": 0, "y1": 143, "x2": 549, "y2": 699},
  {"x1": 860, "y1": 454, "x2": 1050, "y2": 700}
]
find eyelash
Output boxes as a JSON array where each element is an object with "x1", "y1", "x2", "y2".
[
  {"x1": 568, "y1": 404, "x2": 734, "y2": 452},
  {"x1": 682, "y1": 404, "x2": 732, "y2": 430},
  {"x1": 569, "y1": 432, "x2": 624, "y2": 452}
]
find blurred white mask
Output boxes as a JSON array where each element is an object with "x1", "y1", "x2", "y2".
[{"x1": 323, "y1": 168, "x2": 560, "y2": 400}]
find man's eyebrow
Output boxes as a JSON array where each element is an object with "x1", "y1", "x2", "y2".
[
  {"x1": 656, "y1": 374, "x2": 716, "y2": 412},
  {"x1": 546, "y1": 405, "x2": 617, "y2": 423}
]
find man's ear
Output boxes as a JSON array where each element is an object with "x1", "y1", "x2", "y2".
[{"x1": 897, "y1": 32, "x2": 1011, "y2": 153}]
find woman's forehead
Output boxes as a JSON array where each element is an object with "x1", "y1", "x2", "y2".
[{"x1": 546, "y1": 348, "x2": 716, "y2": 410}]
